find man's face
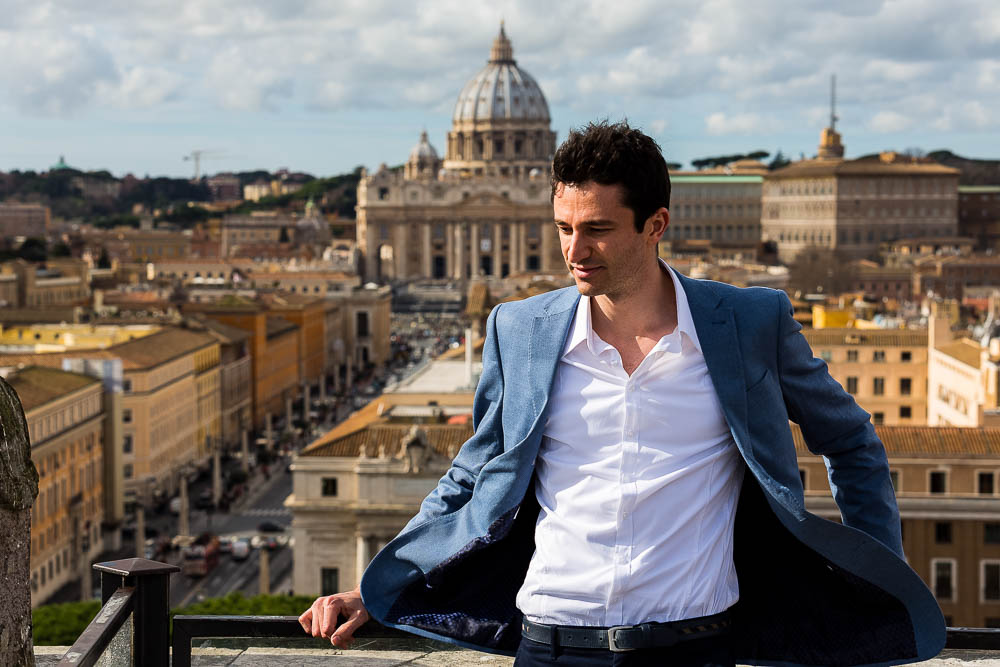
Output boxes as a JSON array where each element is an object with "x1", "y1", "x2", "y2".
[{"x1": 553, "y1": 181, "x2": 662, "y2": 300}]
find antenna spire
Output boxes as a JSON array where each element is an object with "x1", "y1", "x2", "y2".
[{"x1": 830, "y1": 74, "x2": 838, "y2": 132}]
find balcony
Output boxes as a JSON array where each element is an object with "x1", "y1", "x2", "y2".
[{"x1": 31, "y1": 558, "x2": 1000, "y2": 666}]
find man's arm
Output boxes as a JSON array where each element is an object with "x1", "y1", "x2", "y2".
[
  {"x1": 774, "y1": 290, "x2": 903, "y2": 557},
  {"x1": 396, "y1": 302, "x2": 507, "y2": 533},
  {"x1": 300, "y1": 303, "x2": 508, "y2": 642}
]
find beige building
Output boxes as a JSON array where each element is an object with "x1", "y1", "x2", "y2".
[
  {"x1": 797, "y1": 424, "x2": 1000, "y2": 627},
  {"x1": 357, "y1": 26, "x2": 561, "y2": 283},
  {"x1": 802, "y1": 328, "x2": 928, "y2": 425},
  {"x1": 927, "y1": 317, "x2": 1000, "y2": 427},
  {"x1": 0, "y1": 258, "x2": 89, "y2": 308},
  {"x1": 761, "y1": 123, "x2": 960, "y2": 262},
  {"x1": 8, "y1": 366, "x2": 106, "y2": 607},
  {"x1": 108, "y1": 326, "x2": 221, "y2": 500},
  {"x1": 0, "y1": 323, "x2": 159, "y2": 353},
  {"x1": 199, "y1": 319, "x2": 253, "y2": 450},
  {"x1": 663, "y1": 172, "x2": 763, "y2": 249},
  {"x1": 289, "y1": 350, "x2": 479, "y2": 595},
  {"x1": 0, "y1": 203, "x2": 49, "y2": 239}
]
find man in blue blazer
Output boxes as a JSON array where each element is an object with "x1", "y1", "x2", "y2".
[{"x1": 302, "y1": 121, "x2": 945, "y2": 665}]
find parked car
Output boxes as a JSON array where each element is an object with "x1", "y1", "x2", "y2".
[{"x1": 231, "y1": 539, "x2": 250, "y2": 561}]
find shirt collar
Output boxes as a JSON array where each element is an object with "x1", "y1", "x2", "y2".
[{"x1": 561, "y1": 260, "x2": 702, "y2": 358}]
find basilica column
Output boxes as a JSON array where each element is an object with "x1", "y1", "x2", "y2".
[
  {"x1": 469, "y1": 222, "x2": 480, "y2": 277},
  {"x1": 422, "y1": 223, "x2": 432, "y2": 277},
  {"x1": 510, "y1": 223, "x2": 521, "y2": 275},
  {"x1": 540, "y1": 219, "x2": 555, "y2": 272},
  {"x1": 393, "y1": 223, "x2": 408, "y2": 279},
  {"x1": 445, "y1": 222, "x2": 454, "y2": 279},
  {"x1": 356, "y1": 531, "x2": 370, "y2": 588},
  {"x1": 493, "y1": 222, "x2": 503, "y2": 278},
  {"x1": 454, "y1": 222, "x2": 466, "y2": 279}
]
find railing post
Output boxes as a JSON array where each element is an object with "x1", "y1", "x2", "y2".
[{"x1": 94, "y1": 558, "x2": 179, "y2": 667}]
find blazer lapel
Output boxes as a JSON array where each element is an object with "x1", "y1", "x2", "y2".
[
  {"x1": 525, "y1": 289, "x2": 579, "y2": 438},
  {"x1": 678, "y1": 274, "x2": 750, "y2": 448}
]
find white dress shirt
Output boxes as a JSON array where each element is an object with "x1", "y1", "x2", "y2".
[{"x1": 516, "y1": 264, "x2": 744, "y2": 626}]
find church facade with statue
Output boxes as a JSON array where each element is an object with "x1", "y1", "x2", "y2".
[{"x1": 356, "y1": 26, "x2": 563, "y2": 283}]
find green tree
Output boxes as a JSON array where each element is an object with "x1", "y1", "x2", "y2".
[
  {"x1": 769, "y1": 150, "x2": 791, "y2": 170},
  {"x1": 17, "y1": 237, "x2": 47, "y2": 262}
]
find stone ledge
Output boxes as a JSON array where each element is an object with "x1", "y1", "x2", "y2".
[{"x1": 32, "y1": 646, "x2": 1000, "y2": 665}]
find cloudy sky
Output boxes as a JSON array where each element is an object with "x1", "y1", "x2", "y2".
[{"x1": 2, "y1": 0, "x2": 998, "y2": 179}]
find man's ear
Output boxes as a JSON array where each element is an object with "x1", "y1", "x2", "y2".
[{"x1": 645, "y1": 207, "x2": 669, "y2": 244}]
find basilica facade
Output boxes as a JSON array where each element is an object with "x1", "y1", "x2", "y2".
[{"x1": 356, "y1": 26, "x2": 563, "y2": 282}]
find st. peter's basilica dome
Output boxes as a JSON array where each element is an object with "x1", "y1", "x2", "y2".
[
  {"x1": 452, "y1": 24, "x2": 551, "y2": 124},
  {"x1": 443, "y1": 24, "x2": 556, "y2": 178}
]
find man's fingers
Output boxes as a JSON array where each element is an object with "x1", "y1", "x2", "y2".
[
  {"x1": 319, "y1": 597, "x2": 345, "y2": 638},
  {"x1": 297, "y1": 608, "x2": 312, "y2": 634},
  {"x1": 331, "y1": 608, "x2": 371, "y2": 647}
]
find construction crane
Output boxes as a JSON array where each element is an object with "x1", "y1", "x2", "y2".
[{"x1": 183, "y1": 149, "x2": 227, "y2": 180}]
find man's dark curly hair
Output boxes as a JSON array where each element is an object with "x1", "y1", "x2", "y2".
[{"x1": 551, "y1": 120, "x2": 671, "y2": 232}]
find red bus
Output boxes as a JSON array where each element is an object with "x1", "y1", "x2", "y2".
[{"x1": 182, "y1": 533, "x2": 220, "y2": 576}]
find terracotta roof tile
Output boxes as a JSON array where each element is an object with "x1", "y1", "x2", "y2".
[
  {"x1": 6, "y1": 366, "x2": 99, "y2": 412},
  {"x1": 300, "y1": 423, "x2": 474, "y2": 458},
  {"x1": 794, "y1": 424, "x2": 1000, "y2": 458},
  {"x1": 802, "y1": 328, "x2": 927, "y2": 347}
]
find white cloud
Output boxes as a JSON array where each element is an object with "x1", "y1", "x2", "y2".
[
  {"x1": 705, "y1": 112, "x2": 775, "y2": 136},
  {"x1": 869, "y1": 110, "x2": 914, "y2": 133}
]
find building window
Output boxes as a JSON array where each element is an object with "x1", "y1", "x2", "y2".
[
  {"x1": 122, "y1": 379, "x2": 132, "y2": 393},
  {"x1": 820, "y1": 350, "x2": 832, "y2": 362},
  {"x1": 901, "y1": 350, "x2": 912, "y2": 362},
  {"x1": 889, "y1": 470, "x2": 900, "y2": 492},
  {"x1": 122, "y1": 409, "x2": 132, "y2": 424},
  {"x1": 984, "y1": 562, "x2": 1000, "y2": 602},
  {"x1": 900, "y1": 378, "x2": 912, "y2": 396},
  {"x1": 899, "y1": 406, "x2": 912, "y2": 419},
  {"x1": 873, "y1": 377, "x2": 885, "y2": 395},
  {"x1": 123, "y1": 464, "x2": 133, "y2": 479},
  {"x1": 846, "y1": 377, "x2": 858, "y2": 394},
  {"x1": 873, "y1": 412, "x2": 884, "y2": 425},
  {"x1": 935, "y1": 522, "x2": 953, "y2": 544},
  {"x1": 847, "y1": 350, "x2": 858, "y2": 362},
  {"x1": 932, "y1": 559, "x2": 956, "y2": 601},
  {"x1": 985, "y1": 523, "x2": 1000, "y2": 544},
  {"x1": 321, "y1": 567, "x2": 339, "y2": 596},
  {"x1": 873, "y1": 350, "x2": 886, "y2": 362},
  {"x1": 356, "y1": 312, "x2": 370, "y2": 338},
  {"x1": 321, "y1": 478, "x2": 338, "y2": 497},
  {"x1": 799, "y1": 468, "x2": 807, "y2": 489},
  {"x1": 980, "y1": 472, "x2": 995, "y2": 495},
  {"x1": 930, "y1": 470, "x2": 948, "y2": 494},
  {"x1": 123, "y1": 435, "x2": 133, "y2": 454}
]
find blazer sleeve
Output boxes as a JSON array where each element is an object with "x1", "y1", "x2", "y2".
[
  {"x1": 774, "y1": 290, "x2": 904, "y2": 558},
  {"x1": 396, "y1": 303, "x2": 507, "y2": 535}
]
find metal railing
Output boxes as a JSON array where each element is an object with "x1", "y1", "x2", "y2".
[
  {"x1": 59, "y1": 558, "x2": 1000, "y2": 665},
  {"x1": 58, "y1": 558, "x2": 178, "y2": 667}
]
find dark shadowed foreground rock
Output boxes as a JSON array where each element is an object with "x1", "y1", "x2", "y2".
[{"x1": 0, "y1": 376, "x2": 39, "y2": 666}]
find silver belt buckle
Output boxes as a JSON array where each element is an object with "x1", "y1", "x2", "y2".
[{"x1": 607, "y1": 625, "x2": 635, "y2": 652}]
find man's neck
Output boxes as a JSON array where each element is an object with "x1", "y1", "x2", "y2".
[{"x1": 590, "y1": 259, "x2": 678, "y2": 345}]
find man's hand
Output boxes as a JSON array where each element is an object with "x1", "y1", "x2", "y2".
[{"x1": 298, "y1": 588, "x2": 370, "y2": 647}]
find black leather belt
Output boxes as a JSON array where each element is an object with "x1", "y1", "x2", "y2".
[{"x1": 521, "y1": 611, "x2": 731, "y2": 653}]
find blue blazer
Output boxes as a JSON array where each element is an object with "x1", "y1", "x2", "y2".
[{"x1": 361, "y1": 275, "x2": 945, "y2": 666}]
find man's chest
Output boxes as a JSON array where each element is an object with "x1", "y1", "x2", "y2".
[{"x1": 541, "y1": 348, "x2": 732, "y2": 464}]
